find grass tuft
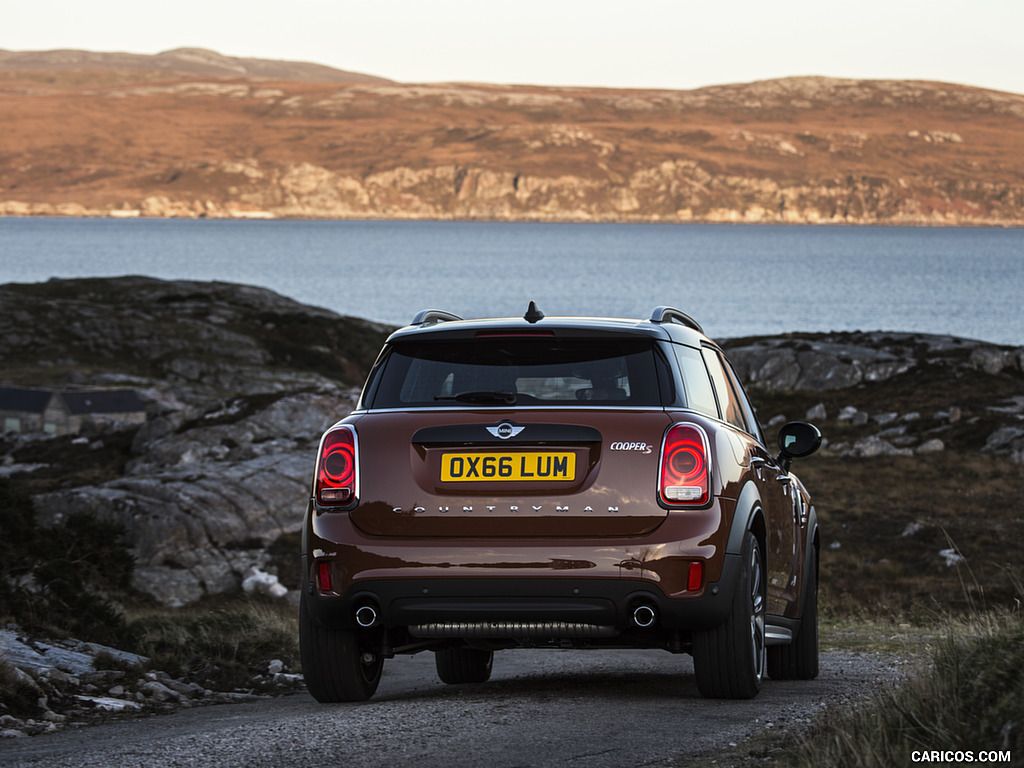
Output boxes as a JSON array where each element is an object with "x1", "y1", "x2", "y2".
[
  {"x1": 127, "y1": 595, "x2": 299, "y2": 691},
  {"x1": 788, "y1": 602, "x2": 1023, "y2": 766}
]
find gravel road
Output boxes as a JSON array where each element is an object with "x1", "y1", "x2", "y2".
[{"x1": 0, "y1": 648, "x2": 907, "y2": 768}]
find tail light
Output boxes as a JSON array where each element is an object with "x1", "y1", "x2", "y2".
[
  {"x1": 659, "y1": 423, "x2": 710, "y2": 506},
  {"x1": 315, "y1": 426, "x2": 357, "y2": 507}
]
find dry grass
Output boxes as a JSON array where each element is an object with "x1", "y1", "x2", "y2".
[
  {"x1": 127, "y1": 595, "x2": 299, "y2": 692},
  {"x1": 787, "y1": 605, "x2": 1023, "y2": 766}
]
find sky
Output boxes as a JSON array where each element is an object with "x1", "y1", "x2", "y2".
[{"x1": 4, "y1": 0, "x2": 1024, "y2": 95}]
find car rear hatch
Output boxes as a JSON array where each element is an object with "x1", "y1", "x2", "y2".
[{"x1": 348, "y1": 409, "x2": 674, "y2": 538}]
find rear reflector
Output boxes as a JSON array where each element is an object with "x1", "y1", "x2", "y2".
[
  {"x1": 317, "y1": 561, "x2": 332, "y2": 592},
  {"x1": 687, "y1": 561, "x2": 704, "y2": 591}
]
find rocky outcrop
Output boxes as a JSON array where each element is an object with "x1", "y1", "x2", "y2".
[
  {"x1": 5, "y1": 159, "x2": 1022, "y2": 225},
  {"x1": 1, "y1": 277, "x2": 388, "y2": 605},
  {"x1": 724, "y1": 331, "x2": 1024, "y2": 464},
  {"x1": 32, "y1": 390, "x2": 357, "y2": 606},
  {"x1": 0, "y1": 626, "x2": 300, "y2": 737},
  {"x1": 0, "y1": 277, "x2": 389, "y2": 405},
  {"x1": 722, "y1": 331, "x2": 1024, "y2": 391}
]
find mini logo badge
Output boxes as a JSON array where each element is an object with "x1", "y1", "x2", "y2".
[{"x1": 487, "y1": 422, "x2": 525, "y2": 440}]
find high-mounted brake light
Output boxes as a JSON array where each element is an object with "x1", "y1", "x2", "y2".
[
  {"x1": 659, "y1": 423, "x2": 710, "y2": 506},
  {"x1": 316, "y1": 426, "x2": 357, "y2": 507}
]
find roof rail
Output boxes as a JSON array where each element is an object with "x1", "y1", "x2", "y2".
[
  {"x1": 649, "y1": 306, "x2": 704, "y2": 333},
  {"x1": 411, "y1": 309, "x2": 464, "y2": 325}
]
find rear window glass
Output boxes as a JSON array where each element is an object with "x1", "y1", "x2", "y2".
[{"x1": 368, "y1": 338, "x2": 664, "y2": 408}]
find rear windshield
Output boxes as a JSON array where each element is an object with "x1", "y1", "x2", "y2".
[{"x1": 366, "y1": 338, "x2": 666, "y2": 408}]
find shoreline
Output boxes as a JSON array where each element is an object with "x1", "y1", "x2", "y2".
[{"x1": 1, "y1": 208, "x2": 1022, "y2": 228}]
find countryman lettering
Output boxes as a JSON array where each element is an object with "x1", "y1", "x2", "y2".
[{"x1": 389, "y1": 504, "x2": 625, "y2": 514}]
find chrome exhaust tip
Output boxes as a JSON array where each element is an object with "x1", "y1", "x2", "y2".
[
  {"x1": 632, "y1": 604, "x2": 657, "y2": 629},
  {"x1": 354, "y1": 604, "x2": 379, "y2": 628}
]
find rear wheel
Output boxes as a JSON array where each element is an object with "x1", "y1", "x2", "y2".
[
  {"x1": 299, "y1": 593, "x2": 384, "y2": 702},
  {"x1": 693, "y1": 531, "x2": 765, "y2": 699},
  {"x1": 768, "y1": 549, "x2": 819, "y2": 680},
  {"x1": 435, "y1": 646, "x2": 494, "y2": 684}
]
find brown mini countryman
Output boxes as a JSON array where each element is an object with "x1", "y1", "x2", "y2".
[{"x1": 300, "y1": 304, "x2": 821, "y2": 701}]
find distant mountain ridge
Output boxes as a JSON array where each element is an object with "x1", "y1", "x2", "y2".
[
  {"x1": 0, "y1": 47, "x2": 391, "y2": 83},
  {"x1": 2, "y1": 49, "x2": 1023, "y2": 224}
]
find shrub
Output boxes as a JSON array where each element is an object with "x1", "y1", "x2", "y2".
[{"x1": 0, "y1": 478, "x2": 136, "y2": 647}]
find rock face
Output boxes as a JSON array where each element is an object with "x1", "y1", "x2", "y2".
[
  {"x1": 0, "y1": 626, "x2": 300, "y2": 736},
  {"x1": 726, "y1": 336, "x2": 915, "y2": 391},
  {"x1": 33, "y1": 390, "x2": 357, "y2": 606},
  {"x1": 724, "y1": 331, "x2": 1024, "y2": 464},
  {"x1": 2, "y1": 277, "x2": 390, "y2": 605},
  {"x1": 3, "y1": 64, "x2": 1023, "y2": 225},
  {"x1": 723, "y1": 331, "x2": 1013, "y2": 392},
  {"x1": 0, "y1": 277, "x2": 389, "y2": 405}
]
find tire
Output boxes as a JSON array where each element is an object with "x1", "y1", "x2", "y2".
[
  {"x1": 692, "y1": 531, "x2": 765, "y2": 699},
  {"x1": 299, "y1": 592, "x2": 384, "y2": 702},
  {"x1": 435, "y1": 646, "x2": 494, "y2": 684},
  {"x1": 768, "y1": 549, "x2": 819, "y2": 680}
]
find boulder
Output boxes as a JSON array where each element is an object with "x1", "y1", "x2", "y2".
[
  {"x1": 33, "y1": 390, "x2": 356, "y2": 606},
  {"x1": 725, "y1": 334, "x2": 919, "y2": 392},
  {"x1": 725, "y1": 332, "x2": 1023, "y2": 395}
]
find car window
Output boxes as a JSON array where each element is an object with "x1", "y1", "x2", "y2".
[
  {"x1": 718, "y1": 350, "x2": 766, "y2": 444},
  {"x1": 369, "y1": 338, "x2": 664, "y2": 408},
  {"x1": 672, "y1": 344, "x2": 718, "y2": 418},
  {"x1": 701, "y1": 346, "x2": 749, "y2": 432}
]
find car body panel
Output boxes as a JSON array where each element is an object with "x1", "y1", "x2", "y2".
[{"x1": 344, "y1": 408, "x2": 679, "y2": 538}]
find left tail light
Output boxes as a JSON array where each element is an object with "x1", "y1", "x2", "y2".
[
  {"x1": 315, "y1": 426, "x2": 357, "y2": 507},
  {"x1": 659, "y1": 423, "x2": 711, "y2": 507}
]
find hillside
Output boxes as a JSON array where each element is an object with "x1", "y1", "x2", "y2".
[
  {"x1": 0, "y1": 47, "x2": 391, "y2": 83},
  {"x1": 2, "y1": 49, "x2": 1024, "y2": 223}
]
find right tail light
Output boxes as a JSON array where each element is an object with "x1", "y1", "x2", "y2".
[{"x1": 659, "y1": 423, "x2": 710, "y2": 506}]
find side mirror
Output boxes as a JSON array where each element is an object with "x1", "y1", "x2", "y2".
[{"x1": 776, "y1": 421, "x2": 821, "y2": 471}]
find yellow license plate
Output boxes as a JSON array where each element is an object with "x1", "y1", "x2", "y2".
[{"x1": 441, "y1": 452, "x2": 576, "y2": 482}]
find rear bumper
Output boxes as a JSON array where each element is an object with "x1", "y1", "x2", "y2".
[
  {"x1": 304, "y1": 562, "x2": 741, "y2": 635},
  {"x1": 304, "y1": 497, "x2": 739, "y2": 636}
]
